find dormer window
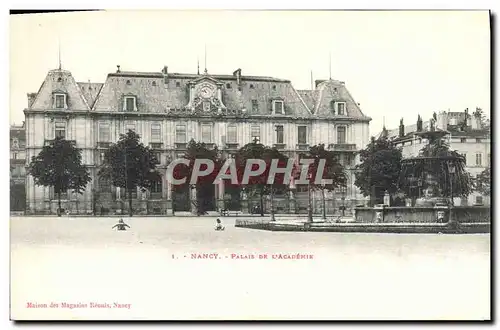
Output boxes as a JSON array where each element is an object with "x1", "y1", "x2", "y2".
[
  {"x1": 226, "y1": 83, "x2": 232, "y2": 89},
  {"x1": 336, "y1": 102, "x2": 346, "y2": 115},
  {"x1": 126, "y1": 80, "x2": 131, "y2": 85},
  {"x1": 273, "y1": 100, "x2": 284, "y2": 115},
  {"x1": 123, "y1": 96, "x2": 137, "y2": 112},
  {"x1": 53, "y1": 93, "x2": 67, "y2": 109}
]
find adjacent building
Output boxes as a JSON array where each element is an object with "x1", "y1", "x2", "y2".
[
  {"x1": 388, "y1": 109, "x2": 490, "y2": 206},
  {"x1": 10, "y1": 122, "x2": 26, "y2": 212},
  {"x1": 23, "y1": 66, "x2": 371, "y2": 215}
]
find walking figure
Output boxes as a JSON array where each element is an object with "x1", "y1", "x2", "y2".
[
  {"x1": 215, "y1": 218, "x2": 225, "y2": 231},
  {"x1": 112, "y1": 218, "x2": 130, "y2": 231}
]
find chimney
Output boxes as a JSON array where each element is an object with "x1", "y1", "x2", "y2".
[
  {"x1": 416, "y1": 115, "x2": 423, "y2": 132},
  {"x1": 162, "y1": 66, "x2": 169, "y2": 84},
  {"x1": 116, "y1": 65, "x2": 121, "y2": 73},
  {"x1": 233, "y1": 68, "x2": 242, "y2": 85},
  {"x1": 27, "y1": 93, "x2": 36, "y2": 108},
  {"x1": 398, "y1": 118, "x2": 405, "y2": 138}
]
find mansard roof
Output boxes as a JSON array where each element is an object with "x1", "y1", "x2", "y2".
[
  {"x1": 26, "y1": 67, "x2": 371, "y2": 122},
  {"x1": 93, "y1": 69, "x2": 312, "y2": 117},
  {"x1": 77, "y1": 82, "x2": 104, "y2": 108},
  {"x1": 29, "y1": 69, "x2": 91, "y2": 110},
  {"x1": 305, "y1": 79, "x2": 370, "y2": 120}
]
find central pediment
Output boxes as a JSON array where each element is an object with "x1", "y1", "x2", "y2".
[{"x1": 186, "y1": 76, "x2": 226, "y2": 113}]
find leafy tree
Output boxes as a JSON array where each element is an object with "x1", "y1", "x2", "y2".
[
  {"x1": 475, "y1": 167, "x2": 490, "y2": 196},
  {"x1": 354, "y1": 135, "x2": 403, "y2": 205},
  {"x1": 235, "y1": 140, "x2": 290, "y2": 216},
  {"x1": 300, "y1": 144, "x2": 347, "y2": 219},
  {"x1": 172, "y1": 139, "x2": 223, "y2": 215},
  {"x1": 473, "y1": 107, "x2": 490, "y2": 129},
  {"x1": 98, "y1": 130, "x2": 161, "y2": 217},
  {"x1": 28, "y1": 136, "x2": 91, "y2": 216}
]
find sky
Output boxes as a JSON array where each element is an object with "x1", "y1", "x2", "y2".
[{"x1": 9, "y1": 10, "x2": 490, "y2": 136}]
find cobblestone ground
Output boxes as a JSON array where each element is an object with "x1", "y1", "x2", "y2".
[{"x1": 10, "y1": 216, "x2": 490, "y2": 320}]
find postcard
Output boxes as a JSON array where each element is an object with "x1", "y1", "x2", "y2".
[{"x1": 9, "y1": 9, "x2": 491, "y2": 321}]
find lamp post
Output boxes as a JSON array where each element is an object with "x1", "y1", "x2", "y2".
[
  {"x1": 449, "y1": 163, "x2": 455, "y2": 206},
  {"x1": 270, "y1": 184, "x2": 276, "y2": 221},
  {"x1": 307, "y1": 172, "x2": 313, "y2": 223}
]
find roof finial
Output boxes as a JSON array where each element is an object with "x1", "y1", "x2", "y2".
[
  {"x1": 197, "y1": 56, "x2": 200, "y2": 75},
  {"x1": 329, "y1": 52, "x2": 331, "y2": 80},
  {"x1": 383, "y1": 116, "x2": 386, "y2": 129},
  {"x1": 204, "y1": 44, "x2": 208, "y2": 74},
  {"x1": 310, "y1": 70, "x2": 313, "y2": 91},
  {"x1": 58, "y1": 38, "x2": 62, "y2": 70}
]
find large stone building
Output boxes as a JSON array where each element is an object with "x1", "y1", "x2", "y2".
[
  {"x1": 10, "y1": 122, "x2": 26, "y2": 212},
  {"x1": 388, "y1": 109, "x2": 490, "y2": 206},
  {"x1": 23, "y1": 66, "x2": 371, "y2": 215}
]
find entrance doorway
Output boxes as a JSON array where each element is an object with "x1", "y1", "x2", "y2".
[
  {"x1": 173, "y1": 184, "x2": 191, "y2": 212},
  {"x1": 197, "y1": 183, "x2": 216, "y2": 212}
]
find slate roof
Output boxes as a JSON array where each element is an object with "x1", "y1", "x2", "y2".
[
  {"x1": 298, "y1": 79, "x2": 370, "y2": 120},
  {"x1": 93, "y1": 70, "x2": 311, "y2": 117},
  {"x1": 27, "y1": 68, "x2": 370, "y2": 122},
  {"x1": 77, "y1": 82, "x2": 104, "y2": 109}
]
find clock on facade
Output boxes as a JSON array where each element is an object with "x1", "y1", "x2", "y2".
[{"x1": 198, "y1": 84, "x2": 214, "y2": 99}]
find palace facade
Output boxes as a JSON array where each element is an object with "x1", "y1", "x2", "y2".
[{"x1": 23, "y1": 66, "x2": 371, "y2": 215}]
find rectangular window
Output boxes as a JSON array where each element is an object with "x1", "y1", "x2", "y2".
[
  {"x1": 461, "y1": 153, "x2": 467, "y2": 165},
  {"x1": 296, "y1": 184, "x2": 308, "y2": 193},
  {"x1": 227, "y1": 125, "x2": 237, "y2": 143},
  {"x1": 476, "y1": 153, "x2": 482, "y2": 166},
  {"x1": 297, "y1": 126, "x2": 307, "y2": 144},
  {"x1": 151, "y1": 179, "x2": 162, "y2": 194},
  {"x1": 98, "y1": 122, "x2": 110, "y2": 142},
  {"x1": 55, "y1": 122, "x2": 66, "y2": 139},
  {"x1": 55, "y1": 94, "x2": 65, "y2": 109},
  {"x1": 274, "y1": 101, "x2": 284, "y2": 114},
  {"x1": 99, "y1": 177, "x2": 112, "y2": 193},
  {"x1": 13, "y1": 153, "x2": 17, "y2": 160},
  {"x1": 337, "y1": 126, "x2": 346, "y2": 144},
  {"x1": 252, "y1": 100, "x2": 259, "y2": 112},
  {"x1": 461, "y1": 138, "x2": 466, "y2": 143},
  {"x1": 251, "y1": 125, "x2": 260, "y2": 143},
  {"x1": 99, "y1": 152, "x2": 106, "y2": 165},
  {"x1": 201, "y1": 124, "x2": 212, "y2": 143},
  {"x1": 151, "y1": 122, "x2": 161, "y2": 143},
  {"x1": 476, "y1": 138, "x2": 482, "y2": 143},
  {"x1": 475, "y1": 196, "x2": 483, "y2": 205},
  {"x1": 153, "y1": 152, "x2": 161, "y2": 164},
  {"x1": 276, "y1": 125, "x2": 284, "y2": 144},
  {"x1": 176, "y1": 124, "x2": 186, "y2": 143},
  {"x1": 124, "y1": 96, "x2": 136, "y2": 111},
  {"x1": 337, "y1": 102, "x2": 346, "y2": 115}
]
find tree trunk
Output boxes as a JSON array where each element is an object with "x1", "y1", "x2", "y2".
[
  {"x1": 322, "y1": 188, "x2": 326, "y2": 220},
  {"x1": 57, "y1": 191, "x2": 62, "y2": 217},
  {"x1": 270, "y1": 186, "x2": 275, "y2": 221},
  {"x1": 259, "y1": 189, "x2": 264, "y2": 217},
  {"x1": 128, "y1": 188, "x2": 133, "y2": 217}
]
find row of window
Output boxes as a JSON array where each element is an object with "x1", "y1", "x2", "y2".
[
  {"x1": 96, "y1": 123, "x2": 348, "y2": 145},
  {"x1": 52, "y1": 120, "x2": 348, "y2": 146},
  {"x1": 460, "y1": 153, "x2": 490, "y2": 167}
]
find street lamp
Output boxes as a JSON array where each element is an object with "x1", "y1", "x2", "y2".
[
  {"x1": 307, "y1": 172, "x2": 313, "y2": 223},
  {"x1": 341, "y1": 186, "x2": 346, "y2": 217},
  {"x1": 449, "y1": 163, "x2": 455, "y2": 206}
]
